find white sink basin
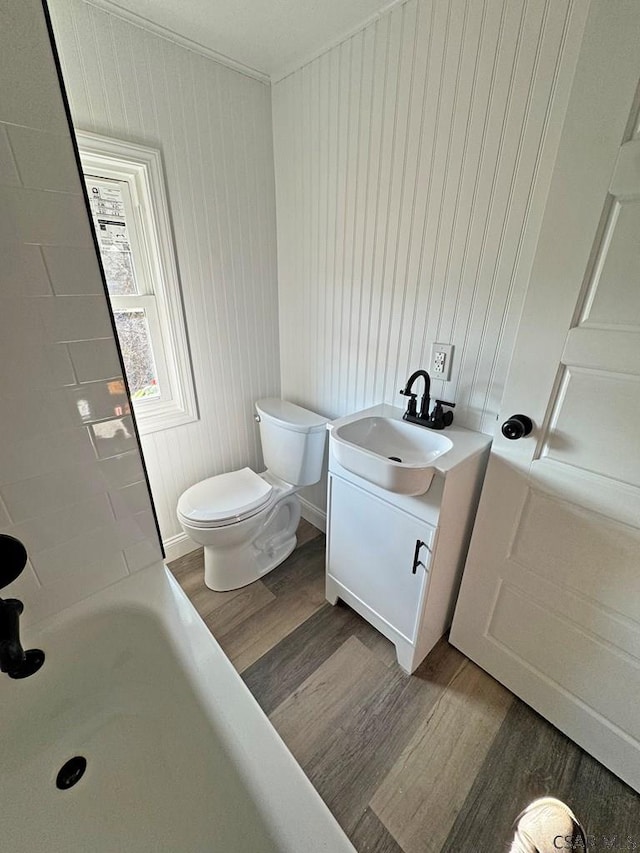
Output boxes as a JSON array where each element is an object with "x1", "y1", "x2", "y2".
[{"x1": 330, "y1": 416, "x2": 452, "y2": 495}]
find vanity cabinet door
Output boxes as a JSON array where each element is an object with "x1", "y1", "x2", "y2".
[{"x1": 327, "y1": 475, "x2": 436, "y2": 642}]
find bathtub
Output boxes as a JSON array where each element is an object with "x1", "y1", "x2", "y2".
[{"x1": 0, "y1": 563, "x2": 355, "y2": 852}]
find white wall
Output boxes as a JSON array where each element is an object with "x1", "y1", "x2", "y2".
[
  {"x1": 48, "y1": 0, "x2": 280, "y2": 553},
  {"x1": 0, "y1": 0, "x2": 162, "y2": 625},
  {"x1": 273, "y1": 0, "x2": 587, "y2": 512}
]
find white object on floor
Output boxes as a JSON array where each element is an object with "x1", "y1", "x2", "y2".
[
  {"x1": 177, "y1": 398, "x2": 327, "y2": 590},
  {"x1": 0, "y1": 563, "x2": 355, "y2": 852},
  {"x1": 509, "y1": 798, "x2": 586, "y2": 853}
]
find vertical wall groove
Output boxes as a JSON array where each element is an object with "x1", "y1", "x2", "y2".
[{"x1": 274, "y1": 0, "x2": 587, "y2": 512}]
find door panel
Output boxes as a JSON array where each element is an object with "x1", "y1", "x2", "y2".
[
  {"x1": 586, "y1": 199, "x2": 640, "y2": 327},
  {"x1": 487, "y1": 582, "x2": 640, "y2": 742},
  {"x1": 540, "y1": 368, "x2": 640, "y2": 485},
  {"x1": 450, "y1": 0, "x2": 640, "y2": 791}
]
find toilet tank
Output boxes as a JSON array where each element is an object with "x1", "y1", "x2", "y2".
[{"x1": 255, "y1": 399, "x2": 328, "y2": 487}]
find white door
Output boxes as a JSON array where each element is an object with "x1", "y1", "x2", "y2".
[{"x1": 450, "y1": 0, "x2": 640, "y2": 792}]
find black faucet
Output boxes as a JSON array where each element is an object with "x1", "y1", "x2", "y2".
[
  {"x1": 399, "y1": 370, "x2": 456, "y2": 429},
  {"x1": 0, "y1": 535, "x2": 44, "y2": 679},
  {"x1": 399, "y1": 369, "x2": 431, "y2": 423}
]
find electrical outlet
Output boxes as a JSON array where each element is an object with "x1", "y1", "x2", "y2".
[{"x1": 430, "y1": 343, "x2": 454, "y2": 380}]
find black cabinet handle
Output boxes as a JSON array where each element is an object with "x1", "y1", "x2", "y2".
[{"x1": 412, "y1": 539, "x2": 426, "y2": 574}]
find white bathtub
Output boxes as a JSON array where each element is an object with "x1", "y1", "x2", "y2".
[{"x1": 0, "y1": 564, "x2": 355, "y2": 852}]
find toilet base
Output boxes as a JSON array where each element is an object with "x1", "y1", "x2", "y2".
[
  {"x1": 201, "y1": 493, "x2": 301, "y2": 592},
  {"x1": 203, "y1": 534, "x2": 297, "y2": 592}
]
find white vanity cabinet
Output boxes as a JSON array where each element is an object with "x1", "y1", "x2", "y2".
[{"x1": 326, "y1": 405, "x2": 491, "y2": 673}]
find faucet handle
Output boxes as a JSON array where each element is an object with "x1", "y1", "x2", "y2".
[
  {"x1": 399, "y1": 389, "x2": 417, "y2": 417},
  {"x1": 0, "y1": 535, "x2": 28, "y2": 590},
  {"x1": 427, "y1": 399, "x2": 456, "y2": 429}
]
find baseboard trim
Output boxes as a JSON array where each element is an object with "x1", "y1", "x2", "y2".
[
  {"x1": 163, "y1": 531, "x2": 199, "y2": 563},
  {"x1": 299, "y1": 496, "x2": 326, "y2": 533}
]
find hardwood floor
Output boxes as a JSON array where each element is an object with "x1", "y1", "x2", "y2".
[{"x1": 168, "y1": 520, "x2": 640, "y2": 852}]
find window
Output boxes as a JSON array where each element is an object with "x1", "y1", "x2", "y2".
[{"x1": 77, "y1": 131, "x2": 197, "y2": 434}]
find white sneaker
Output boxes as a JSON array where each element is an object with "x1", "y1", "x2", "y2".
[{"x1": 509, "y1": 797, "x2": 587, "y2": 853}]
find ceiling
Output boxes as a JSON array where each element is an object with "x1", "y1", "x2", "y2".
[{"x1": 87, "y1": 0, "x2": 397, "y2": 81}]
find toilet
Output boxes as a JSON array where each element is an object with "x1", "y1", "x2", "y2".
[{"x1": 177, "y1": 399, "x2": 328, "y2": 591}]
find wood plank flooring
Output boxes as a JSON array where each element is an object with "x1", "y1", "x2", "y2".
[{"x1": 169, "y1": 520, "x2": 640, "y2": 852}]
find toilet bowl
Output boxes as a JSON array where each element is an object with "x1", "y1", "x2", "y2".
[{"x1": 177, "y1": 399, "x2": 327, "y2": 591}]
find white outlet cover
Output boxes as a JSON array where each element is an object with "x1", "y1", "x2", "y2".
[{"x1": 430, "y1": 343, "x2": 454, "y2": 381}]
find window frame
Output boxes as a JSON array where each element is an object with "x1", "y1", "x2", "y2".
[{"x1": 77, "y1": 130, "x2": 198, "y2": 434}]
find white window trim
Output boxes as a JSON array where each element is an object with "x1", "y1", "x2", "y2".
[{"x1": 77, "y1": 130, "x2": 198, "y2": 434}]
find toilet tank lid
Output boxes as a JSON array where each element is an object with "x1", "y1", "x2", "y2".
[
  {"x1": 177, "y1": 468, "x2": 272, "y2": 523},
  {"x1": 255, "y1": 399, "x2": 327, "y2": 434}
]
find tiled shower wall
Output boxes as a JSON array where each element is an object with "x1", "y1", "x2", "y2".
[{"x1": 0, "y1": 0, "x2": 162, "y2": 626}]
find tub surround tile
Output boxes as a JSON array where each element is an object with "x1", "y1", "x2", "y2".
[
  {"x1": 5, "y1": 562, "x2": 43, "y2": 626},
  {"x1": 109, "y1": 481, "x2": 153, "y2": 519},
  {"x1": 0, "y1": 341, "x2": 75, "y2": 395},
  {"x1": 30, "y1": 517, "x2": 145, "y2": 585},
  {"x1": 0, "y1": 200, "x2": 18, "y2": 243},
  {"x1": 0, "y1": 126, "x2": 20, "y2": 187},
  {"x1": 1, "y1": 391, "x2": 77, "y2": 445},
  {"x1": 0, "y1": 496, "x2": 11, "y2": 528},
  {"x1": 4, "y1": 494, "x2": 114, "y2": 555},
  {"x1": 98, "y1": 453, "x2": 145, "y2": 490},
  {"x1": 0, "y1": 241, "x2": 52, "y2": 296},
  {"x1": 0, "y1": 0, "x2": 160, "y2": 622},
  {"x1": 66, "y1": 380, "x2": 130, "y2": 426},
  {"x1": 0, "y1": 426, "x2": 96, "y2": 486},
  {"x1": 6, "y1": 125, "x2": 80, "y2": 193},
  {"x1": 0, "y1": 461, "x2": 107, "y2": 523},
  {"x1": 68, "y1": 339, "x2": 123, "y2": 383},
  {"x1": 3, "y1": 187, "x2": 91, "y2": 246},
  {"x1": 41, "y1": 245, "x2": 106, "y2": 296},
  {"x1": 0, "y1": 296, "x2": 49, "y2": 342},
  {"x1": 123, "y1": 539, "x2": 164, "y2": 573},
  {"x1": 90, "y1": 416, "x2": 137, "y2": 460},
  {"x1": 130, "y1": 509, "x2": 158, "y2": 541},
  {"x1": 39, "y1": 295, "x2": 113, "y2": 343},
  {"x1": 22, "y1": 552, "x2": 129, "y2": 629},
  {"x1": 0, "y1": 1, "x2": 69, "y2": 134}
]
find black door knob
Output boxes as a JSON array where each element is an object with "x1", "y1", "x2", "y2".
[{"x1": 501, "y1": 414, "x2": 533, "y2": 440}]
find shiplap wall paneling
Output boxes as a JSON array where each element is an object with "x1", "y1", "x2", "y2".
[
  {"x1": 274, "y1": 0, "x2": 586, "y2": 451},
  {"x1": 49, "y1": 0, "x2": 280, "y2": 549}
]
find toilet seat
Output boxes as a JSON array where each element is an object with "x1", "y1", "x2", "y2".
[{"x1": 177, "y1": 467, "x2": 273, "y2": 527}]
